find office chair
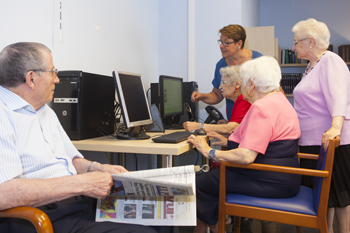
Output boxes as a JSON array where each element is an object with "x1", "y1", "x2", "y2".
[
  {"x1": 218, "y1": 138, "x2": 340, "y2": 233},
  {"x1": 0, "y1": 206, "x2": 54, "y2": 233}
]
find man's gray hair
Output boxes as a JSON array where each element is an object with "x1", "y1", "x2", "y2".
[
  {"x1": 292, "y1": 18, "x2": 330, "y2": 50},
  {"x1": 240, "y1": 56, "x2": 281, "y2": 94},
  {"x1": 0, "y1": 42, "x2": 51, "y2": 88}
]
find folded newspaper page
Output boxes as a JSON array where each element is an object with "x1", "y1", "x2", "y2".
[{"x1": 96, "y1": 165, "x2": 197, "y2": 225}]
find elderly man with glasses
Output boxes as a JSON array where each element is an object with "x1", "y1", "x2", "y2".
[{"x1": 0, "y1": 42, "x2": 177, "y2": 233}]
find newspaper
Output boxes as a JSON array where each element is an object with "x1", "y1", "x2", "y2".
[{"x1": 95, "y1": 165, "x2": 197, "y2": 226}]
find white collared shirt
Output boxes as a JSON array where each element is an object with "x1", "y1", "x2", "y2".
[{"x1": 0, "y1": 85, "x2": 83, "y2": 184}]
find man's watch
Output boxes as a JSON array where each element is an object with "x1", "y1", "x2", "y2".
[
  {"x1": 200, "y1": 123, "x2": 204, "y2": 129},
  {"x1": 208, "y1": 149, "x2": 217, "y2": 160}
]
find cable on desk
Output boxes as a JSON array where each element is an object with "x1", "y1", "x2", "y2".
[{"x1": 98, "y1": 127, "x2": 117, "y2": 139}]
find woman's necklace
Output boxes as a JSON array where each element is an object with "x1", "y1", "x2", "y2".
[{"x1": 303, "y1": 51, "x2": 327, "y2": 77}]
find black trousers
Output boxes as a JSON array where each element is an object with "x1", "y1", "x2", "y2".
[{"x1": 0, "y1": 196, "x2": 179, "y2": 233}]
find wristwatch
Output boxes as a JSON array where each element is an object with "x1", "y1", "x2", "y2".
[
  {"x1": 208, "y1": 149, "x2": 217, "y2": 160},
  {"x1": 200, "y1": 123, "x2": 204, "y2": 129}
]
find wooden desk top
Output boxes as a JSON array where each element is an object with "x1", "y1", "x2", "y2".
[{"x1": 71, "y1": 130, "x2": 194, "y2": 155}]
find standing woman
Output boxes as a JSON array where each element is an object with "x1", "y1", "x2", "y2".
[
  {"x1": 292, "y1": 18, "x2": 350, "y2": 233},
  {"x1": 191, "y1": 24, "x2": 262, "y2": 120}
]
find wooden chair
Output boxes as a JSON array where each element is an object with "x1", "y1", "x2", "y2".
[
  {"x1": 218, "y1": 138, "x2": 340, "y2": 233},
  {"x1": 0, "y1": 206, "x2": 54, "y2": 233}
]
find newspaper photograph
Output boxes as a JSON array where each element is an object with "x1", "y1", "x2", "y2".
[{"x1": 95, "y1": 165, "x2": 196, "y2": 225}]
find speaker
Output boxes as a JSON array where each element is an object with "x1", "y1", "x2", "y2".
[{"x1": 52, "y1": 71, "x2": 115, "y2": 140}]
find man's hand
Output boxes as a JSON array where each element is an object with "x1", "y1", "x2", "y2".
[
  {"x1": 183, "y1": 121, "x2": 201, "y2": 132},
  {"x1": 93, "y1": 163, "x2": 129, "y2": 175},
  {"x1": 78, "y1": 172, "x2": 114, "y2": 199}
]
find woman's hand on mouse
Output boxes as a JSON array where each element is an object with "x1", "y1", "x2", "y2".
[{"x1": 183, "y1": 121, "x2": 201, "y2": 132}]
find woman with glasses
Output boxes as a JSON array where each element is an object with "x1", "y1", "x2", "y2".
[
  {"x1": 292, "y1": 18, "x2": 350, "y2": 233},
  {"x1": 191, "y1": 24, "x2": 262, "y2": 121},
  {"x1": 184, "y1": 65, "x2": 250, "y2": 139}
]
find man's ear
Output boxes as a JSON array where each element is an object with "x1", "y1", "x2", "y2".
[{"x1": 25, "y1": 71, "x2": 35, "y2": 89}]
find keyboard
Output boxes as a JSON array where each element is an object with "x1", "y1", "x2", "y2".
[{"x1": 152, "y1": 131, "x2": 193, "y2": 143}]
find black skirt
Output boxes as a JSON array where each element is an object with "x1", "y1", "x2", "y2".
[{"x1": 299, "y1": 144, "x2": 350, "y2": 208}]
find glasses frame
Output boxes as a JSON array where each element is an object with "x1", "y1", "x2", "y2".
[
  {"x1": 220, "y1": 80, "x2": 228, "y2": 86},
  {"x1": 30, "y1": 69, "x2": 58, "y2": 76},
  {"x1": 218, "y1": 40, "x2": 236, "y2": 47},
  {"x1": 293, "y1": 38, "x2": 309, "y2": 46}
]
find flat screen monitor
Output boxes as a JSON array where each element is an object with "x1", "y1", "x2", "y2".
[
  {"x1": 159, "y1": 75, "x2": 183, "y2": 129},
  {"x1": 113, "y1": 70, "x2": 152, "y2": 140}
]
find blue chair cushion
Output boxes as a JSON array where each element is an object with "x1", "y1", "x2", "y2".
[{"x1": 226, "y1": 186, "x2": 316, "y2": 215}]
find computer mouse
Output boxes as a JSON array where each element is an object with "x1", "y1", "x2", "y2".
[{"x1": 191, "y1": 128, "x2": 207, "y2": 136}]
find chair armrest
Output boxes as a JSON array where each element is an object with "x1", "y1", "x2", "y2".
[
  {"x1": 220, "y1": 161, "x2": 329, "y2": 178},
  {"x1": 297, "y1": 153, "x2": 319, "y2": 160},
  {"x1": 0, "y1": 207, "x2": 53, "y2": 233}
]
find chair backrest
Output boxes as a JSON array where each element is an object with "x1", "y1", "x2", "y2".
[{"x1": 312, "y1": 146, "x2": 327, "y2": 213}]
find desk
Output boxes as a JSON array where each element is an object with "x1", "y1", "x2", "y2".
[{"x1": 72, "y1": 130, "x2": 195, "y2": 167}]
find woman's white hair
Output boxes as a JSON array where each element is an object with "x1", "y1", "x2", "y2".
[
  {"x1": 219, "y1": 65, "x2": 241, "y2": 84},
  {"x1": 292, "y1": 18, "x2": 330, "y2": 50},
  {"x1": 240, "y1": 56, "x2": 281, "y2": 93}
]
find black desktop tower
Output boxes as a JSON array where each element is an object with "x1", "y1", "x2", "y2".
[
  {"x1": 52, "y1": 71, "x2": 115, "y2": 140},
  {"x1": 150, "y1": 81, "x2": 198, "y2": 124}
]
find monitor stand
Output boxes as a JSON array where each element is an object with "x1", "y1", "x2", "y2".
[{"x1": 117, "y1": 126, "x2": 150, "y2": 140}]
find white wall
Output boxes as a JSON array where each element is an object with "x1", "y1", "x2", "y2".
[
  {"x1": 0, "y1": 0, "x2": 160, "y2": 86},
  {"x1": 0, "y1": 0, "x2": 53, "y2": 50},
  {"x1": 54, "y1": 0, "x2": 160, "y2": 86},
  {"x1": 158, "y1": 0, "x2": 188, "y2": 80}
]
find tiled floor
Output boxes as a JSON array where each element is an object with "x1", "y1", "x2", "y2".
[{"x1": 179, "y1": 217, "x2": 339, "y2": 233}]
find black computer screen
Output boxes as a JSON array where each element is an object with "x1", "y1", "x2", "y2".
[
  {"x1": 113, "y1": 71, "x2": 152, "y2": 129},
  {"x1": 159, "y1": 75, "x2": 183, "y2": 119}
]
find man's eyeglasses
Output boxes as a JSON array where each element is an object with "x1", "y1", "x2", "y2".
[
  {"x1": 217, "y1": 40, "x2": 235, "y2": 47},
  {"x1": 30, "y1": 69, "x2": 58, "y2": 76},
  {"x1": 293, "y1": 38, "x2": 309, "y2": 46}
]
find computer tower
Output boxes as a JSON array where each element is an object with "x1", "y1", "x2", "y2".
[
  {"x1": 52, "y1": 71, "x2": 115, "y2": 140},
  {"x1": 150, "y1": 81, "x2": 198, "y2": 124}
]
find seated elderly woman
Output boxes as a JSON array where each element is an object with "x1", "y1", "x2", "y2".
[
  {"x1": 187, "y1": 56, "x2": 301, "y2": 233},
  {"x1": 183, "y1": 65, "x2": 250, "y2": 137}
]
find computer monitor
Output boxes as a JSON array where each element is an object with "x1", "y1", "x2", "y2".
[
  {"x1": 159, "y1": 75, "x2": 184, "y2": 129},
  {"x1": 113, "y1": 70, "x2": 153, "y2": 140}
]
